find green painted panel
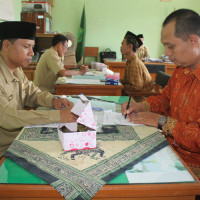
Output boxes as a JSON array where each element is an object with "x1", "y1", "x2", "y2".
[{"x1": 14, "y1": 0, "x2": 200, "y2": 62}]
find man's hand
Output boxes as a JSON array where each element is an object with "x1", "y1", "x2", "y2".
[
  {"x1": 80, "y1": 65, "x2": 89, "y2": 75},
  {"x1": 127, "y1": 112, "x2": 162, "y2": 128},
  {"x1": 60, "y1": 109, "x2": 78, "y2": 123},
  {"x1": 121, "y1": 100, "x2": 145, "y2": 116},
  {"x1": 52, "y1": 98, "x2": 74, "y2": 110}
]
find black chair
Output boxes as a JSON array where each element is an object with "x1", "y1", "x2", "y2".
[
  {"x1": 124, "y1": 71, "x2": 171, "y2": 99},
  {"x1": 155, "y1": 71, "x2": 171, "y2": 88}
]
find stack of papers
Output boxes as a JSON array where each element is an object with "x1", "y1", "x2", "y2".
[
  {"x1": 148, "y1": 58, "x2": 163, "y2": 63},
  {"x1": 56, "y1": 77, "x2": 101, "y2": 85},
  {"x1": 66, "y1": 79, "x2": 101, "y2": 84}
]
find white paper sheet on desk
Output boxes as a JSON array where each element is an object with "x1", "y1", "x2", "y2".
[
  {"x1": 148, "y1": 58, "x2": 163, "y2": 63},
  {"x1": 84, "y1": 72, "x2": 95, "y2": 76},
  {"x1": 103, "y1": 111, "x2": 141, "y2": 126},
  {"x1": 66, "y1": 79, "x2": 101, "y2": 84}
]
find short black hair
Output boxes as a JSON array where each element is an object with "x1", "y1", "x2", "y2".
[
  {"x1": 52, "y1": 34, "x2": 68, "y2": 46},
  {"x1": 0, "y1": 40, "x2": 2, "y2": 50},
  {"x1": 163, "y1": 9, "x2": 200, "y2": 41},
  {"x1": 0, "y1": 38, "x2": 17, "y2": 50}
]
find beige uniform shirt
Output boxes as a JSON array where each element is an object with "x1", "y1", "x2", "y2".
[
  {"x1": 34, "y1": 47, "x2": 65, "y2": 94},
  {"x1": 0, "y1": 56, "x2": 60, "y2": 157},
  {"x1": 136, "y1": 46, "x2": 150, "y2": 60}
]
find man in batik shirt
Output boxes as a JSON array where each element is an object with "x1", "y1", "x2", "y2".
[
  {"x1": 120, "y1": 31, "x2": 153, "y2": 101},
  {"x1": 121, "y1": 9, "x2": 200, "y2": 179}
]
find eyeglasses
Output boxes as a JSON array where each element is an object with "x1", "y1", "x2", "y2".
[{"x1": 62, "y1": 44, "x2": 68, "y2": 49}]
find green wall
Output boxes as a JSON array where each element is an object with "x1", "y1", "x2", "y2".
[{"x1": 14, "y1": 0, "x2": 200, "y2": 62}]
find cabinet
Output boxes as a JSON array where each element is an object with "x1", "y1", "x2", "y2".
[
  {"x1": 34, "y1": 33, "x2": 57, "y2": 53},
  {"x1": 21, "y1": 12, "x2": 52, "y2": 33}
]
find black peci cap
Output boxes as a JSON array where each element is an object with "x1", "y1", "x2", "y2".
[
  {"x1": 137, "y1": 34, "x2": 144, "y2": 38},
  {"x1": 125, "y1": 31, "x2": 143, "y2": 48},
  {"x1": 0, "y1": 21, "x2": 36, "y2": 40}
]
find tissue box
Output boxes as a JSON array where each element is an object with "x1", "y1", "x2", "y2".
[
  {"x1": 105, "y1": 73, "x2": 120, "y2": 85},
  {"x1": 58, "y1": 95, "x2": 96, "y2": 151},
  {"x1": 58, "y1": 126, "x2": 96, "y2": 151}
]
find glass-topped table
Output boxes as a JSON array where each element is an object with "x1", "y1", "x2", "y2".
[{"x1": 0, "y1": 96, "x2": 199, "y2": 200}]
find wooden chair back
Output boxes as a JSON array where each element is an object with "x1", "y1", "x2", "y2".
[{"x1": 83, "y1": 47, "x2": 99, "y2": 65}]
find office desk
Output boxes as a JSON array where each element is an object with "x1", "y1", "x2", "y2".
[
  {"x1": 0, "y1": 143, "x2": 199, "y2": 200},
  {"x1": 105, "y1": 59, "x2": 176, "y2": 81},
  {"x1": 0, "y1": 96, "x2": 199, "y2": 200},
  {"x1": 55, "y1": 83, "x2": 123, "y2": 96},
  {"x1": 0, "y1": 156, "x2": 199, "y2": 200},
  {"x1": 22, "y1": 63, "x2": 37, "y2": 81}
]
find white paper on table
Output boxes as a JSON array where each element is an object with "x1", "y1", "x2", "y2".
[
  {"x1": 103, "y1": 111, "x2": 141, "y2": 126},
  {"x1": 66, "y1": 79, "x2": 101, "y2": 85},
  {"x1": 84, "y1": 72, "x2": 95, "y2": 76}
]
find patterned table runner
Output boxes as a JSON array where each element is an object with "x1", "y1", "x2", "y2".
[{"x1": 5, "y1": 124, "x2": 168, "y2": 200}]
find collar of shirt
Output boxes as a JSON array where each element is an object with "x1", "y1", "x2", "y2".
[
  {"x1": 192, "y1": 63, "x2": 200, "y2": 81},
  {"x1": 50, "y1": 46, "x2": 59, "y2": 57},
  {"x1": 0, "y1": 56, "x2": 19, "y2": 84},
  {"x1": 126, "y1": 54, "x2": 137, "y2": 64}
]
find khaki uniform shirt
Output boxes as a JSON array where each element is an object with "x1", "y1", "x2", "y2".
[
  {"x1": 121, "y1": 55, "x2": 153, "y2": 92},
  {"x1": 0, "y1": 56, "x2": 60, "y2": 157},
  {"x1": 136, "y1": 46, "x2": 150, "y2": 60},
  {"x1": 34, "y1": 47, "x2": 65, "y2": 94}
]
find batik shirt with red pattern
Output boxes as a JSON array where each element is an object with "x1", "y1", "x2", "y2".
[{"x1": 145, "y1": 65, "x2": 200, "y2": 169}]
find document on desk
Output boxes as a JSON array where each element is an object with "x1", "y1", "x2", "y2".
[
  {"x1": 56, "y1": 77, "x2": 102, "y2": 85},
  {"x1": 103, "y1": 111, "x2": 141, "y2": 126},
  {"x1": 66, "y1": 79, "x2": 101, "y2": 84},
  {"x1": 72, "y1": 75, "x2": 105, "y2": 80},
  {"x1": 148, "y1": 58, "x2": 163, "y2": 63}
]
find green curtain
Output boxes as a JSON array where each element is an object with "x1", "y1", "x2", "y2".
[{"x1": 75, "y1": 5, "x2": 86, "y2": 63}]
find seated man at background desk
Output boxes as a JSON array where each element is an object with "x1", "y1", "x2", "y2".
[
  {"x1": 0, "y1": 21, "x2": 77, "y2": 157},
  {"x1": 34, "y1": 34, "x2": 88, "y2": 94},
  {"x1": 120, "y1": 31, "x2": 153, "y2": 102},
  {"x1": 136, "y1": 34, "x2": 150, "y2": 62},
  {"x1": 122, "y1": 9, "x2": 200, "y2": 178}
]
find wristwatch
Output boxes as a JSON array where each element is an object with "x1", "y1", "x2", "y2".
[
  {"x1": 53, "y1": 96, "x2": 60, "y2": 100},
  {"x1": 158, "y1": 116, "x2": 167, "y2": 130}
]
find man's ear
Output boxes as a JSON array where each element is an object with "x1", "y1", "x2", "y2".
[
  {"x1": 2, "y1": 40, "x2": 11, "y2": 51},
  {"x1": 58, "y1": 41, "x2": 63, "y2": 49},
  {"x1": 189, "y1": 34, "x2": 199, "y2": 47},
  {"x1": 128, "y1": 43, "x2": 133, "y2": 50}
]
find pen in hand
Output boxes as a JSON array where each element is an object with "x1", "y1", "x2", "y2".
[{"x1": 125, "y1": 94, "x2": 132, "y2": 119}]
